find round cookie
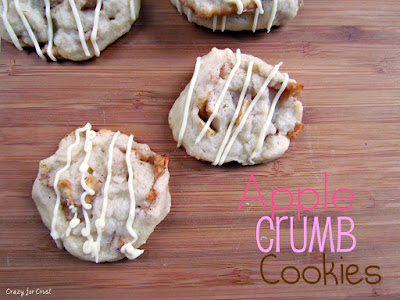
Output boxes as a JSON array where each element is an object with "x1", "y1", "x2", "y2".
[
  {"x1": 169, "y1": 48, "x2": 304, "y2": 166},
  {"x1": 0, "y1": 0, "x2": 140, "y2": 61},
  {"x1": 170, "y1": 0, "x2": 303, "y2": 32},
  {"x1": 32, "y1": 124, "x2": 171, "y2": 263}
]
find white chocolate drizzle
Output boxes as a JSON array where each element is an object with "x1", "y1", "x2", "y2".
[
  {"x1": 195, "y1": 49, "x2": 241, "y2": 144},
  {"x1": 177, "y1": 56, "x2": 201, "y2": 148},
  {"x1": 254, "y1": 0, "x2": 265, "y2": 14},
  {"x1": 267, "y1": 0, "x2": 278, "y2": 33},
  {"x1": 1, "y1": 0, "x2": 23, "y2": 50},
  {"x1": 51, "y1": 123, "x2": 91, "y2": 247},
  {"x1": 187, "y1": 8, "x2": 192, "y2": 22},
  {"x1": 176, "y1": 0, "x2": 182, "y2": 14},
  {"x1": 249, "y1": 72, "x2": 289, "y2": 162},
  {"x1": 79, "y1": 126, "x2": 96, "y2": 254},
  {"x1": 212, "y1": 15, "x2": 217, "y2": 32},
  {"x1": 221, "y1": 15, "x2": 227, "y2": 32},
  {"x1": 14, "y1": 0, "x2": 46, "y2": 60},
  {"x1": 224, "y1": 0, "x2": 244, "y2": 14},
  {"x1": 219, "y1": 62, "x2": 283, "y2": 165},
  {"x1": 44, "y1": 0, "x2": 56, "y2": 61},
  {"x1": 91, "y1": 0, "x2": 102, "y2": 57},
  {"x1": 213, "y1": 60, "x2": 254, "y2": 165},
  {"x1": 93, "y1": 130, "x2": 120, "y2": 263},
  {"x1": 65, "y1": 205, "x2": 80, "y2": 237},
  {"x1": 120, "y1": 134, "x2": 144, "y2": 260},
  {"x1": 252, "y1": 0, "x2": 264, "y2": 32},
  {"x1": 130, "y1": 0, "x2": 136, "y2": 20},
  {"x1": 68, "y1": 0, "x2": 90, "y2": 57},
  {"x1": 252, "y1": 8, "x2": 260, "y2": 32}
]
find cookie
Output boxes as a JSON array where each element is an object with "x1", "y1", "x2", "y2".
[
  {"x1": 170, "y1": 0, "x2": 303, "y2": 32},
  {"x1": 169, "y1": 48, "x2": 304, "y2": 166},
  {"x1": 0, "y1": 0, "x2": 140, "y2": 61},
  {"x1": 32, "y1": 124, "x2": 171, "y2": 263}
]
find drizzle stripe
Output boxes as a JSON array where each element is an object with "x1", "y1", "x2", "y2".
[
  {"x1": 267, "y1": 0, "x2": 278, "y2": 33},
  {"x1": 195, "y1": 49, "x2": 241, "y2": 144},
  {"x1": 68, "y1": 0, "x2": 90, "y2": 57},
  {"x1": 177, "y1": 57, "x2": 202, "y2": 147},
  {"x1": 176, "y1": 0, "x2": 182, "y2": 14},
  {"x1": 224, "y1": 0, "x2": 244, "y2": 14},
  {"x1": 130, "y1": 0, "x2": 136, "y2": 20},
  {"x1": 44, "y1": 0, "x2": 56, "y2": 61},
  {"x1": 252, "y1": 0, "x2": 265, "y2": 32},
  {"x1": 1, "y1": 0, "x2": 23, "y2": 50},
  {"x1": 120, "y1": 134, "x2": 144, "y2": 260},
  {"x1": 221, "y1": 15, "x2": 227, "y2": 32},
  {"x1": 14, "y1": 0, "x2": 46, "y2": 60},
  {"x1": 124, "y1": 134, "x2": 137, "y2": 239},
  {"x1": 65, "y1": 206, "x2": 80, "y2": 237},
  {"x1": 254, "y1": 0, "x2": 264, "y2": 14},
  {"x1": 79, "y1": 127, "x2": 96, "y2": 244},
  {"x1": 51, "y1": 123, "x2": 91, "y2": 243},
  {"x1": 94, "y1": 131, "x2": 120, "y2": 263},
  {"x1": 91, "y1": 0, "x2": 102, "y2": 57},
  {"x1": 67, "y1": 126, "x2": 95, "y2": 238},
  {"x1": 212, "y1": 15, "x2": 217, "y2": 32},
  {"x1": 252, "y1": 8, "x2": 260, "y2": 32}
]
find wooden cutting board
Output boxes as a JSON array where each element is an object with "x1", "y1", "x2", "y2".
[{"x1": 1, "y1": 0, "x2": 399, "y2": 298}]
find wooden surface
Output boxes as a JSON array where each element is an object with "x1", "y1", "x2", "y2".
[{"x1": 1, "y1": 0, "x2": 400, "y2": 299}]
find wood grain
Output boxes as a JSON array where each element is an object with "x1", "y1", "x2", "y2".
[{"x1": 1, "y1": 0, "x2": 400, "y2": 298}]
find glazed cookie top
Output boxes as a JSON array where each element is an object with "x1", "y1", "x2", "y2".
[
  {"x1": 0, "y1": 0, "x2": 140, "y2": 61},
  {"x1": 32, "y1": 124, "x2": 171, "y2": 263},
  {"x1": 169, "y1": 48, "x2": 304, "y2": 166}
]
